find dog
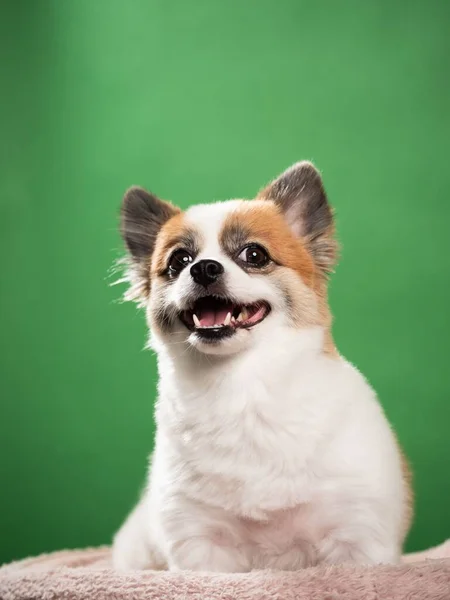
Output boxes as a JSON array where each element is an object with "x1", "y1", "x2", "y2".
[{"x1": 112, "y1": 161, "x2": 413, "y2": 572}]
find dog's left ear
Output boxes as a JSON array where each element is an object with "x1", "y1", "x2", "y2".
[{"x1": 257, "y1": 161, "x2": 337, "y2": 273}]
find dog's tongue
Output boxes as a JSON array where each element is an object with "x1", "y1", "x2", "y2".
[
  {"x1": 198, "y1": 306, "x2": 230, "y2": 327},
  {"x1": 198, "y1": 307, "x2": 215, "y2": 327}
]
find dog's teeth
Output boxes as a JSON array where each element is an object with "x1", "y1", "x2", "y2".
[
  {"x1": 236, "y1": 312, "x2": 243, "y2": 322},
  {"x1": 224, "y1": 312, "x2": 231, "y2": 326},
  {"x1": 237, "y1": 307, "x2": 248, "y2": 322},
  {"x1": 193, "y1": 314, "x2": 201, "y2": 328}
]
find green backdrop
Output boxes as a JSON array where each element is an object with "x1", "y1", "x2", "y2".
[{"x1": 1, "y1": 0, "x2": 449, "y2": 566}]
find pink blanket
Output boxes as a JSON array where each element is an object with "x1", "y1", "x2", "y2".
[{"x1": 1, "y1": 541, "x2": 449, "y2": 599}]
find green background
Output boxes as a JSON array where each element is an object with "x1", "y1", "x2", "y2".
[{"x1": 1, "y1": 0, "x2": 449, "y2": 566}]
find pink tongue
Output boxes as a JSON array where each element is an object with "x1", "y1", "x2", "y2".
[
  {"x1": 215, "y1": 307, "x2": 230, "y2": 326},
  {"x1": 198, "y1": 306, "x2": 231, "y2": 327},
  {"x1": 198, "y1": 308, "x2": 215, "y2": 327}
]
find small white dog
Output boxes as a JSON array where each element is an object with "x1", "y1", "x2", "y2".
[{"x1": 112, "y1": 161, "x2": 413, "y2": 572}]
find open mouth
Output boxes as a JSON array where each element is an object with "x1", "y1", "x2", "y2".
[{"x1": 180, "y1": 296, "x2": 271, "y2": 342}]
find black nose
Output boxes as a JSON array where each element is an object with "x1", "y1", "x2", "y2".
[{"x1": 190, "y1": 259, "x2": 224, "y2": 287}]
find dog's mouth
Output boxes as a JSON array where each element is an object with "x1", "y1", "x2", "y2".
[{"x1": 179, "y1": 296, "x2": 271, "y2": 342}]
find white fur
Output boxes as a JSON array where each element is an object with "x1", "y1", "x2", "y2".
[{"x1": 113, "y1": 201, "x2": 406, "y2": 572}]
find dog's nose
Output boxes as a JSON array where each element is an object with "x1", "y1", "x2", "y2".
[{"x1": 190, "y1": 259, "x2": 224, "y2": 287}]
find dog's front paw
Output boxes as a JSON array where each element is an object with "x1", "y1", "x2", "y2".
[
  {"x1": 317, "y1": 534, "x2": 400, "y2": 565},
  {"x1": 168, "y1": 536, "x2": 250, "y2": 572},
  {"x1": 112, "y1": 499, "x2": 166, "y2": 571}
]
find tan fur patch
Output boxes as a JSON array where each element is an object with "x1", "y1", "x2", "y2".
[
  {"x1": 220, "y1": 202, "x2": 316, "y2": 285},
  {"x1": 220, "y1": 202, "x2": 338, "y2": 356},
  {"x1": 151, "y1": 212, "x2": 202, "y2": 277}
]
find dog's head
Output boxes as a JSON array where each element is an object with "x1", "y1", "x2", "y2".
[{"x1": 119, "y1": 162, "x2": 338, "y2": 356}]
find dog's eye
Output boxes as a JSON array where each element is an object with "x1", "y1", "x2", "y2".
[
  {"x1": 168, "y1": 249, "x2": 193, "y2": 275},
  {"x1": 238, "y1": 244, "x2": 270, "y2": 268}
]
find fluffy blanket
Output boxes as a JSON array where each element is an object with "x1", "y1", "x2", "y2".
[{"x1": 1, "y1": 541, "x2": 449, "y2": 599}]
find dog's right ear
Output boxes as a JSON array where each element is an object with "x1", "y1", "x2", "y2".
[{"x1": 120, "y1": 187, "x2": 179, "y2": 262}]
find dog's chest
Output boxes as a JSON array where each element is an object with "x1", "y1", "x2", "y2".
[
  {"x1": 160, "y1": 367, "x2": 337, "y2": 517},
  {"x1": 156, "y1": 348, "x2": 349, "y2": 523}
]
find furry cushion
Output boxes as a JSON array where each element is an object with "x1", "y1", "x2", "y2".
[{"x1": 1, "y1": 541, "x2": 449, "y2": 600}]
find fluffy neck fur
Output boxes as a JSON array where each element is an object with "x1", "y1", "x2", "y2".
[{"x1": 154, "y1": 325, "x2": 329, "y2": 405}]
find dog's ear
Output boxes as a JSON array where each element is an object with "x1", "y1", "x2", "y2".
[
  {"x1": 120, "y1": 186, "x2": 179, "y2": 262},
  {"x1": 118, "y1": 187, "x2": 179, "y2": 304},
  {"x1": 257, "y1": 161, "x2": 337, "y2": 273}
]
